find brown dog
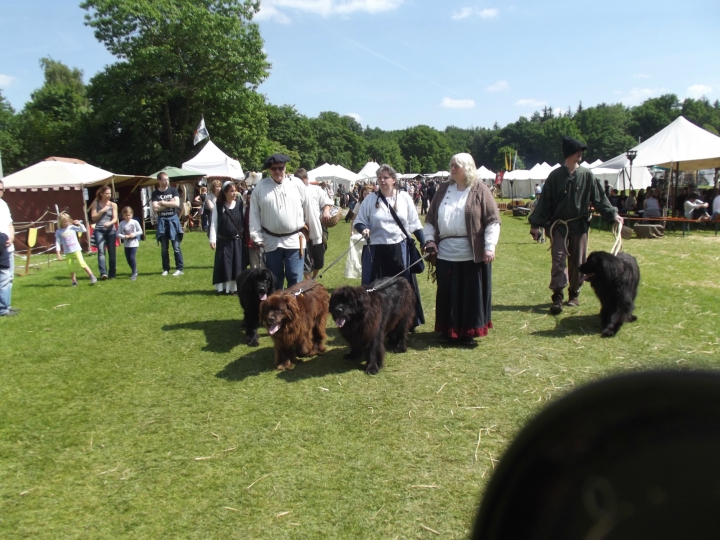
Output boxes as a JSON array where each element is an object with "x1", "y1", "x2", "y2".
[{"x1": 259, "y1": 280, "x2": 330, "y2": 370}]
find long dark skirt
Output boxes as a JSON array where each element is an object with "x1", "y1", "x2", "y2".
[
  {"x1": 213, "y1": 237, "x2": 243, "y2": 285},
  {"x1": 361, "y1": 242, "x2": 425, "y2": 327},
  {"x1": 435, "y1": 258, "x2": 492, "y2": 338}
]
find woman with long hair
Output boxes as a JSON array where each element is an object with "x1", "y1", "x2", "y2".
[
  {"x1": 90, "y1": 185, "x2": 118, "y2": 280},
  {"x1": 209, "y1": 181, "x2": 244, "y2": 294}
]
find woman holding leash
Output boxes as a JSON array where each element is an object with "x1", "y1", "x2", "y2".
[
  {"x1": 354, "y1": 164, "x2": 426, "y2": 326},
  {"x1": 423, "y1": 153, "x2": 500, "y2": 346},
  {"x1": 209, "y1": 181, "x2": 244, "y2": 294}
]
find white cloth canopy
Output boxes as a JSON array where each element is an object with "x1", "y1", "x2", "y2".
[
  {"x1": 2, "y1": 158, "x2": 144, "y2": 190},
  {"x1": 357, "y1": 161, "x2": 380, "y2": 179},
  {"x1": 599, "y1": 116, "x2": 720, "y2": 171},
  {"x1": 308, "y1": 163, "x2": 363, "y2": 191},
  {"x1": 476, "y1": 165, "x2": 495, "y2": 181},
  {"x1": 182, "y1": 140, "x2": 244, "y2": 179},
  {"x1": 589, "y1": 165, "x2": 653, "y2": 191}
]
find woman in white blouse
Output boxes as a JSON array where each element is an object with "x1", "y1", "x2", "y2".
[
  {"x1": 423, "y1": 153, "x2": 501, "y2": 346},
  {"x1": 209, "y1": 181, "x2": 244, "y2": 294},
  {"x1": 354, "y1": 164, "x2": 426, "y2": 326}
]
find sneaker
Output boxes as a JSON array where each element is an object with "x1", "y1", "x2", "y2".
[
  {"x1": 172, "y1": 270, "x2": 184, "y2": 276},
  {"x1": 567, "y1": 290, "x2": 580, "y2": 307},
  {"x1": 161, "y1": 271, "x2": 169, "y2": 276},
  {"x1": 550, "y1": 291, "x2": 564, "y2": 315},
  {"x1": 72, "y1": 281, "x2": 78, "y2": 287},
  {"x1": 100, "y1": 274, "x2": 108, "y2": 281},
  {"x1": 130, "y1": 273, "x2": 137, "y2": 281},
  {"x1": 0, "y1": 310, "x2": 18, "y2": 317},
  {"x1": 90, "y1": 276, "x2": 98, "y2": 285}
]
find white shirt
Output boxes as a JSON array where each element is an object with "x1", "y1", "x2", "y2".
[
  {"x1": 423, "y1": 184, "x2": 501, "y2": 261},
  {"x1": 307, "y1": 183, "x2": 333, "y2": 216},
  {"x1": 118, "y1": 219, "x2": 143, "y2": 248},
  {"x1": 0, "y1": 198, "x2": 14, "y2": 253},
  {"x1": 713, "y1": 195, "x2": 720, "y2": 214},
  {"x1": 208, "y1": 200, "x2": 239, "y2": 243},
  {"x1": 249, "y1": 175, "x2": 321, "y2": 252},
  {"x1": 355, "y1": 190, "x2": 422, "y2": 245},
  {"x1": 684, "y1": 198, "x2": 706, "y2": 220}
]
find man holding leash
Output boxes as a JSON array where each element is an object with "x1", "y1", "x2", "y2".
[
  {"x1": 249, "y1": 154, "x2": 322, "y2": 289},
  {"x1": 529, "y1": 136, "x2": 622, "y2": 314},
  {"x1": 295, "y1": 168, "x2": 333, "y2": 280}
]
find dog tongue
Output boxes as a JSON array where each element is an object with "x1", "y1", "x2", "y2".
[
  {"x1": 336, "y1": 318, "x2": 346, "y2": 328},
  {"x1": 269, "y1": 323, "x2": 281, "y2": 335},
  {"x1": 260, "y1": 293, "x2": 267, "y2": 301}
]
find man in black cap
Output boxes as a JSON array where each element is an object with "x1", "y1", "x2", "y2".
[
  {"x1": 529, "y1": 136, "x2": 622, "y2": 314},
  {"x1": 249, "y1": 154, "x2": 322, "y2": 288}
]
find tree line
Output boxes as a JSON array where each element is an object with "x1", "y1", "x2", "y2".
[{"x1": 2, "y1": 0, "x2": 720, "y2": 178}]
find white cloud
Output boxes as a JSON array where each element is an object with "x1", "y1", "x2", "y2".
[
  {"x1": 486, "y1": 80, "x2": 508, "y2": 92},
  {"x1": 346, "y1": 113, "x2": 362, "y2": 123},
  {"x1": 687, "y1": 84, "x2": 712, "y2": 99},
  {"x1": 515, "y1": 98, "x2": 547, "y2": 108},
  {"x1": 442, "y1": 97, "x2": 475, "y2": 109},
  {"x1": 452, "y1": 7, "x2": 499, "y2": 20},
  {"x1": 258, "y1": 0, "x2": 404, "y2": 20},
  {"x1": 0, "y1": 74, "x2": 17, "y2": 89},
  {"x1": 616, "y1": 87, "x2": 669, "y2": 106}
]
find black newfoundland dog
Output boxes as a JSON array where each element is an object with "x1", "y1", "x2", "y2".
[
  {"x1": 329, "y1": 277, "x2": 416, "y2": 375},
  {"x1": 236, "y1": 268, "x2": 276, "y2": 346},
  {"x1": 579, "y1": 251, "x2": 640, "y2": 337}
]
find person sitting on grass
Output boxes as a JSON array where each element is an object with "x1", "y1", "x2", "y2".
[
  {"x1": 118, "y1": 206, "x2": 143, "y2": 281},
  {"x1": 55, "y1": 212, "x2": 97, "y2": 286}
]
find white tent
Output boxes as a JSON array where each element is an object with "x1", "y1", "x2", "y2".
[
  {"x1": 431, "y1": 171, "x2": 450, "y2": 179},
  {"x1": 477, "y1": 165, "x2": 495, "y2": 181},
  {"x1": 589, "y1": 164, "x2": 653, "y2": 191},
  {"x1": 501, "y1": 170, "x2": 534, "y2": 198},
  {"x1": 308, "y1": 163, "x2": 363, "y2": 192},
  {"x1": 599, "y1": 116, "x2": 720, "y2": 171},
  {"x1": 2, "y1": 158, "x2": 142, "y2": 190},
  {"x1": 182, "y1": 140, "x2": 244, "y2": 179},
  {"x1": 358, "y1": 161, "x2": 380, "y2": 180}
]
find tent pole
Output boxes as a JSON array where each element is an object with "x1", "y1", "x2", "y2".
[{"x1": 674, "y1": 163, "x2": 680, "y2": 217}]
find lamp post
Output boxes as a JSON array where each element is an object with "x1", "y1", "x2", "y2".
[
  {"x1": 509, "y1": 178, "x2": 515, "y2": 204},
  {"x1": 626, "y1": 149, "x2": 637, "y2": 192}
]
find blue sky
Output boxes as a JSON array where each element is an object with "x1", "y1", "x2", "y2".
[{"x1": 1, "y1": 0, "x2": 719, "y2": 131}]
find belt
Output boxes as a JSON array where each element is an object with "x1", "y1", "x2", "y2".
[
  {"x1": 262, "y1": 226, "x2": 303, "y2": 238},
  {"x1": 218, "y1": 234, "x2": 240, "y2": 240}
]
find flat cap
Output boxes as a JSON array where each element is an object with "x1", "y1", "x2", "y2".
[{"x1": 263, "y1": 153, "x2": 291, "y2": 170}]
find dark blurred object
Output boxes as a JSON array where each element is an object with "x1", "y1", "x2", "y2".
[{"x1": 473, "y1": 371, "x2": 720, "y2": 540}]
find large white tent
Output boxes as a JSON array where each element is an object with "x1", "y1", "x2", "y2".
[
  {"x1": 477, "y1": 165, "x2": 495, "y2": 182},
  {"x1": 2, "y1": 158, "x2": 142, "y2": 190},
  {"x1": 308, "y1": 163, "x2": 363, "y2": 191},
  {"x1": 357, "y1": 161, "x2": 380, "y2": 180},
  {"x1": 599, "y1": 116, "x2": 720, "y2": 171},
  {"x1": 182, "y1": 140, "x2": 244, "y2": 179},
  {"x1": 589, "y1": 164, "x2": 654, "y2": 191}
]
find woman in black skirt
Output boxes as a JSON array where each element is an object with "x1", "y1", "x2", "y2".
[
  {"x1": 209, "y1": 181, "x2": 244, "y2": 294},
  {"x1": 424, "y1": 153, "x2": 500, "y2": 346}
]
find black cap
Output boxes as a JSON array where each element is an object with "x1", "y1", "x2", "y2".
[
  {"x1": 562, "y1": 136, "x2": 588, "y2": 159},
  {"x1": 263, "y1": 153, "x2": 291, "y2": 170}
]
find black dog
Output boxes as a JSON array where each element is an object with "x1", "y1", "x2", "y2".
[
  {"x1": 579, "y1": 251, "x2": 640, "y2": 337},
  {"x1": 329, "y1": 277, "x2": 416, "y2": 374},
  {"x1": 236, "y1": 268, "x2": 276, "y2": 346}
]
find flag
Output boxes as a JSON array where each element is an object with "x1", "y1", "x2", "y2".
[
  {"x1": 513, "y1": 150, "x2": 517, "y2": 171},
  {"x1": 193, "y1": 116, "x2": 209, "y2": 145}
]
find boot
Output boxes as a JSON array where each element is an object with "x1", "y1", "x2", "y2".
[
  {"x1": 550, "y1": 290, "x2": 564, "y2": 315},
  {"x1": 567, "y1": 290, "x2": 580, "y2": 307}
]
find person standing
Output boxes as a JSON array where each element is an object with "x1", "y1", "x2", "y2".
[
  {"x1": 354, "y1": 164, "x2": 426, "y2": 327},
  {"x1": 90, "y1": 185, "x2": 118, "y2": 280},
  {"x1": 295, "y1": 168, "x2": 333, "y2": 280},
  {"x1": 529, "y1": 136, "x2": 622, "y2": 314},
  {"x1": 249, "y1": 154, "x2": 322, "y2": 289},
  {"x1": 0, "y1": 179, "x2": 17, "y2": 316},
  {"x1": 209, "y1": 181, "x2": 244, "y2": 294},
  {"x1": 118, "y1": 206, "x2": 143, "y2": 280},
  {"x1": 55, "y1": 212, "x2": 97, "y2": 286},
  {"x1": 424, "y1": 153, "x2": 500, "y2": 346},
  {"x1": 152, "y1": 172, "x2": 184, "y2": 276},
  {"x1": 426, "y1": 181, "x2": 436, "y2": 214}
]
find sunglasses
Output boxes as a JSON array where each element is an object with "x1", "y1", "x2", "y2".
[{"x1": 270, "y1": 165, "x2": 286, "y2": 172}]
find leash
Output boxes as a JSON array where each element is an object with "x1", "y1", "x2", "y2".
[
  {"x1": 610, "y1": 222, "x2": 623, "y2": 256},
  {"x1": 366, "y1": 253, "x2": 431, "y2": 293},
  {"x1": 547, "y1": 216, "x2": 586, "y2": 253},
  {"x1": 317, "y1": 236, "x2": 365, "y2": 280}
]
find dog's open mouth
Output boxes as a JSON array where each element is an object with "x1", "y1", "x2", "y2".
[
  {"x1": 268, "y1": 323, "x2": 282, "y2": 335},
  {"x1": 259, "y1": 293, "x2": 267, "y2": 301},
  {"x1": 583, "y1": 273, "x2": 595, "y2": 280},
  {"x1": 335, "y1": 317, "x2": 346, "y2": 328}
]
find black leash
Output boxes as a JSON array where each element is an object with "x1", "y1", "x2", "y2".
[{"x1": 366, "y1": 252, "x2": 431, "y2": 293}]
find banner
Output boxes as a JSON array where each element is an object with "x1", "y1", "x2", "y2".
[
  {"x1": 495, "y1": 171, "x2": 504, "y2": 186},
  {"x1": 193, "y1": 117, "x2": 210, "y2": 146}
]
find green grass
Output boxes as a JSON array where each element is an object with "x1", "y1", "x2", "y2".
[{"x1": 2, "y1": 216, "x2": 719, "y2": 538}]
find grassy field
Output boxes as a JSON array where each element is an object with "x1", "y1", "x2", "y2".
[{"x1": 2, "y1": 215, "x2": 719, "y2": 538}]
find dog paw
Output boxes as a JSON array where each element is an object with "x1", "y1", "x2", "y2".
[
  {"x1": 247, "y1": 337, "x2": 259, "y2": 347},
  {"x1": 629, "y1": 315, "x2": 638, "y2": 322},
  {"x1": 365, "y1": 364, "x2": 379, "y2": 375},
  {"x1": 601, "y1": 329, "x2": 616, "y2": 338}
]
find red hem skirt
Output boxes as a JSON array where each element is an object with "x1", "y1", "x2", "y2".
[{"x1": 434, "y1": 258, "x2": 492, "y2": 338}]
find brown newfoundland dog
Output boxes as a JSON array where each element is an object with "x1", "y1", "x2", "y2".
[
  {"x1": 330, "y1": 277, "x2": 416, "y2": 375},
  {"x1": 259, "y1": 280, "x2": 330, "y2": 370}
]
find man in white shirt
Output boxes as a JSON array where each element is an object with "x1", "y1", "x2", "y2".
[
  {"x1": 249, "y1": 154, "x2": 322, "y2": 288},
  {"x1": 0, "y1": 179, "x2": 18, "y2": 316},
  {"x1": 295, "y1": 168, "x2": 333, "y2": 279}
]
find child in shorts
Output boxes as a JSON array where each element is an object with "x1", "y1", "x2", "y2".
[
  {"x1": 55, "y1": 212, "x2": 97, "y2": 285},
  {"x1": 118, "y1": 206, "x2": 143, "y2": 280}
]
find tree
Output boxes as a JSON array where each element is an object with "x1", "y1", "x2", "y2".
[
  {"x1": 574, "y1": 103, "x2": 636, "y2": 162},
  {"x1": 398, "y1": 126, "x2": 452, "y2": 174},
  {"x1": 628, "y1": 94, "x2": 681, "y2": 143},
  {"x1": 81, "y1": 0, "x2": 270, "y2": 173},
  {"x1": 266, "y1": 104, "x2": 318, "y2": 169},
  {"x1": 494, "y1": 145, "x2": 524, "y2": 171},
  {"x1": 366, "y1": 137, "x2": 405, "y2": 172},
  {"x1": 310, "y1": 112, "x2": 366, "y2": 171},
  {"x1": 0, "y1": 92, "x2": 23, "y2": 175}
]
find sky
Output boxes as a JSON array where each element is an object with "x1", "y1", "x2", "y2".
[{"x1": 1, "y1": 0, "x2": 719, "y2": 132}]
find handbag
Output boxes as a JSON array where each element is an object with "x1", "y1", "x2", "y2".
[{"x1": 377, "y1": 191, "x2": 425, "y2": 274}]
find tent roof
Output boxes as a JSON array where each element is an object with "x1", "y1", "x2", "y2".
[
  {"x1": 182, "y1": 140, "x2": 244, "y2": 179},
  {"x1": 600, "y1": 116, "x2": 720, "y2": 171},
  {"x1": 358, "y1": 161, "x2": 380, "y2": 178},
  {"x1": 2, "y1": 159, "x2": 151, "y2": 190},
  {"x1": 477, "y1": 165, "x2": 495, "y2": 180},
  {"x1": 150, "y1": 166, "x2": 205, "y2": 180},
  {"x1": 308, "y1": 163, "x2": 362, "y2": 183}
]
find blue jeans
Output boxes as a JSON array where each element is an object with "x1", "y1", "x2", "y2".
[
  {"x1": 93, "y1": 227, "x2": 116, "y2": 278},
  {"x1": 159, "y1": 234, "x2": 183, "y2": 272},
  {"x1": 265, "y1": 247, "x2": 304, "y2": 289},
  {"x1": 124, "y1": 247, "x2": 138, "y2": 275},
  {"x1": 0, "y1": 254, "x2": 14, "y2": 315}
]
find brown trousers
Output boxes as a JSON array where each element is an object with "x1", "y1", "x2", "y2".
[{"x1": 549, "y1": 229, "x2": 587, "y2": 292}]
